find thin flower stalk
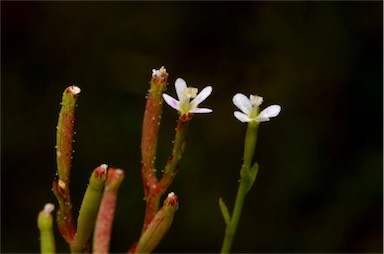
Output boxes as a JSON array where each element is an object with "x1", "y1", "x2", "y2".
[
  {"x1": 37, "y1": 203, "x2": 56, "y2": 254},
  {"x1": 71, "y1": 164, "x2": 108, "y2": 253},
  {"x1": 93, "y1": 168, "x2": 125, "y2": 254},
  {"x1": 220, "y1": 93, "x2": 281, "y2": 253},
  {"x1": 159, "y1": 118, "x2": 189, "y2": 190},
  {"x1": 220, "y1": 123, "x2": 259, "y2": 253},
  {"x1": 53, "y1": 85, "x2": 81, "y2": 244},
  {"x1": 160, "y1": 77, "x2": 213, "y2": 189}
]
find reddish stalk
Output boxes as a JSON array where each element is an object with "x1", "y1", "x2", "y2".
[
  {"x1": 159, "y1": 118, "x2": 189, "y2": 190},
  {"x1": 135, "y1": 68, "x2": 193, "y2": 254},
  {"x1": 53, "y1": 85, "x2": 81, "y2": 244},
  {"x1": 140, "y1": 67, "x2": 168, "y2": 232},
  {"x1": 93, "y1": 168, "x2": 125, "y2": 254},
  {"x1": 140, "y1": 68, "x2": 191, "y2": 236},
  {"x1": 52, "y1": 179, "x2": 76, "y2": 244}
]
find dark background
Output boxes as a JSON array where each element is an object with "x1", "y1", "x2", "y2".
[{"x1": 1, "y1": 1, "x2": 382, "y2": 253}]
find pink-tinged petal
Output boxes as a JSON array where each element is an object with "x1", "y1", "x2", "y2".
[
  {"x1": 190, "y1": 107, "x2": 213, "y2": 114},
  {"x1": 190, "y1": 86, "x2": 213, "y2": 108},
  {"x1": 162, "y1": 94, "x2": 180, "y2": 111},
  {"x1": 234, "y1": 111, "x2": 251, "y2": 123},
  {"x1": 175, "y1": 78, "x2": 187, "y2": 101},
  {"x1": 232, "y1": 93, "x2": 252, "y2": 115}
]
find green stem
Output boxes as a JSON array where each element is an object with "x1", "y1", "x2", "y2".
[
  {"x1": 243, "y1": 122, "x2": 258, "y2": 167},
  {"x1": 56, "y1": 85, "x2": 81, "y2": 182},
  {"x1": 159, "y1": 118, "x2": 189, "y2": 190},
  {"x1": 135, "y1": 192, "x2": 179, "y2": 253},
  {"x1": 221, "y1": 179, "x2": 248, "y2": 253},
  {"x1": 220, "y1": 122, "x2": 259, "y2": 253},
  {"x1": 53, "y1": 85, "x2": 81, "y2": 244},
  {"x1": 71, "y1": 164, "x2": 108, "y2": 253},
  {"x1": 38, "y1": 203, "x2": 56, "y2": 254}
]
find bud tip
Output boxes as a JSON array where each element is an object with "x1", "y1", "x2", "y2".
[
  {"x1": 165, "y1": 192, "x2": 178, "y2": 207},
  {"x1": 43, "y1": 203, "x2": 55, "y2": 214},
  {"x1": 67, "y1": 85, "x2": 81, "y2": 95}
]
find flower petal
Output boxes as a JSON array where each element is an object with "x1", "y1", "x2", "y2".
[
  {"x1": 190, "y1": 107, "x2": 213, "y2": 114},
  {"x1": 254, "y1": 115, "x2": 270, "y2": 122},
  {"x1": 234, "y1": 111, "x2": 251, "y2": 123},
  {"x1": 190, "y1": 86, "x2": 213, "y2": 108},
  {"x1": 255, "y1": 105, "x2": 281, "y2": 122},
  {"x1": 259, "y1": 105, "x2": 281, "y2": 118},
  {"x1": 162, "y1": 94, "x2": 180, "y2": 111},
  {"x1": 175, "y1": 78, "x2": 187, "y2": 101},
  {"x1": 232, "y1": 93, "x2": 252, "y2": 115}
]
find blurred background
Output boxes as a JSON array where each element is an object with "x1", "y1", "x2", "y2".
[{"x1": 1, "y1": 1, "x2": 382, "y2": 253}]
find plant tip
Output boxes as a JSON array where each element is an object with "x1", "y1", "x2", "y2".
[
  {"x1": 68, "y1": 85, "x2": 81, "y2": 95},
  {"x1": 152, "y1": 66, "x2": 167, "y2": 78},
  {"x1": 44, "y1": 203, "x2": 55, "y2": 214}
]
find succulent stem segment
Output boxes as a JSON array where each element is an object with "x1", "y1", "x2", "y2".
[
  {"x1": 220, "y1": 122, "x2": 260, "y2": 253},
  {"x1": 140, "y1": 67, "x2": 169, "y2": 232},
  {"x1": 142, "y1": 116, "x2": 188, "y2": 235},
  {"x1": 141, "y1": 67, "x2": 184, "y2": 232},
  {"x1": 135, "y1": 192, "x2": 179, "y2": 254},
  {"x1": 56, "y1": 85, "x2": 81, "y2": 182},
  {"x1": 137, "y1": 67, "x2": 189, "y2": 252},
  {"x1": 38, "y1": 203, "x2": 56, "y2": 254},
  {"x1": 52, "y1": 85, "x2": 80, "y2": 244},
  {"x1": 71, "y1": 164, "x2": 108, "y2": 253},
  {"x1": 93, "y1": 168, "x2": 125, "y2": 254}
]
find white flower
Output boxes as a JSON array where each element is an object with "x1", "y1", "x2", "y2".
[
  {"x1": 163, "y1": 78, "x2": 213, "y2": 120},
  {"x1": 233, "y1": 93, "x2": 281, "y2": 123}
]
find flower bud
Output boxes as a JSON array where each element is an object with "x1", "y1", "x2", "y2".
[
  {"x1": 135, "y1": 192, "x2": 179, "y2": 253},
  {"x1": 37, "y1": 203, "x2": 56, "y2": 254}
]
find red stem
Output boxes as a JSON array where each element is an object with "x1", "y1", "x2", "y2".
[
  {"x1": 141, "y1": 94, "x2": 162, "y2": 197},
  {"x1": 140, "y1": 68, "x2": 168, "y2": 232},
  {"x1": 52, "y1": 178, "x2": 76, "y2": 244},
  {"x1": 141, "y1": 117, "x2": 189, "y2": 234},
  {"x1": 93, "y1": 168, "x2": 124, "y2": 254}
]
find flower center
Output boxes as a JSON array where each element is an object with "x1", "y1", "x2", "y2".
[
  {"x1": 250, "y1": 95, "x2": 263, "y2": 107},
  {"x1": 248, "y1": 95, "x2": 262, "y2": 119},
  {"x1": 184, "y1": 87, "x2": 198, "y2": 99}
]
